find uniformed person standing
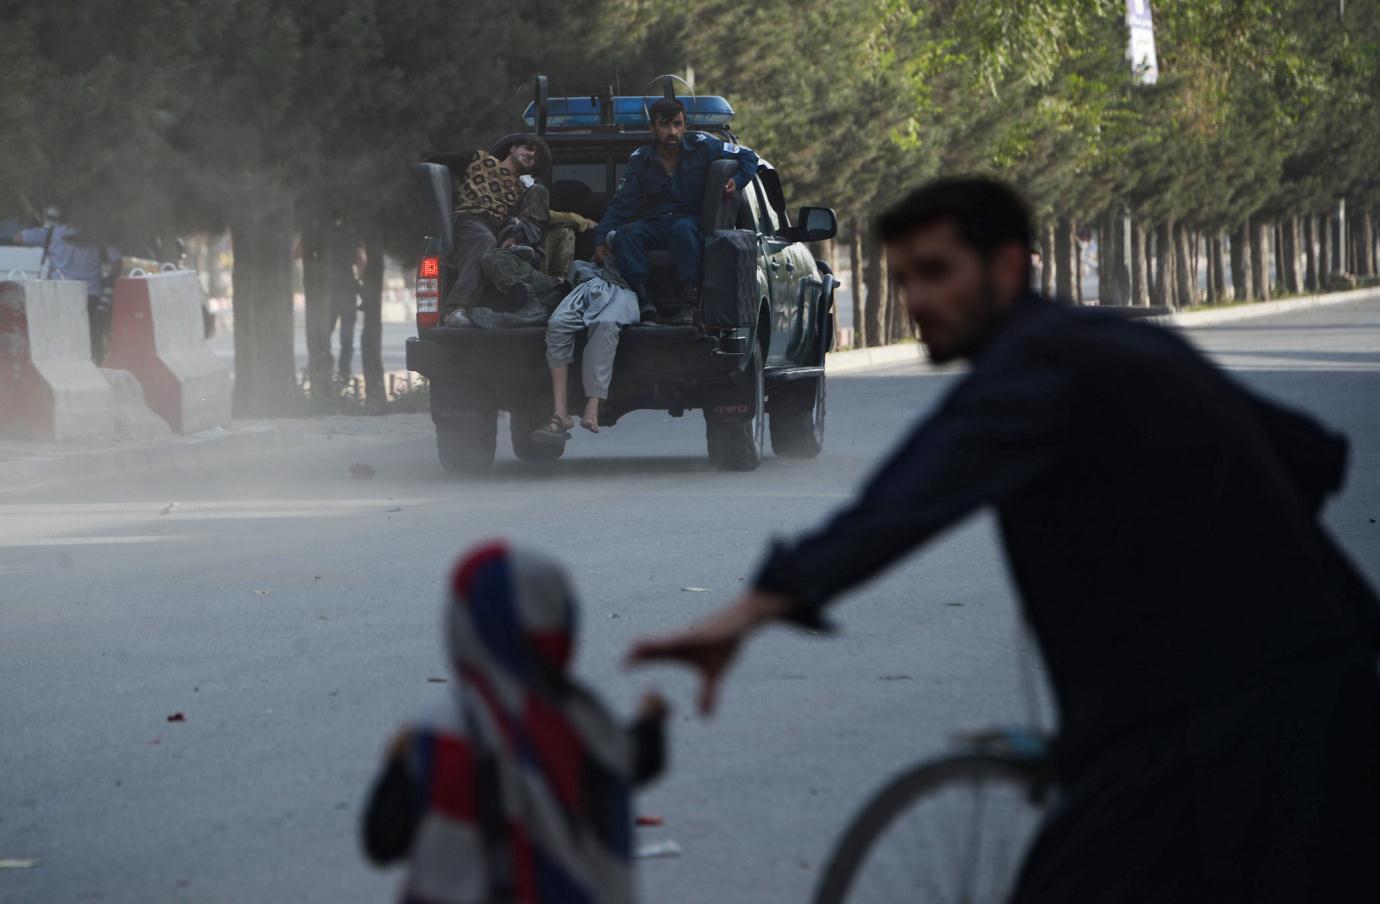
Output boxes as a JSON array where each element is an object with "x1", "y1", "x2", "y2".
[
  {"x1": 593, "y1": 98, "x2": 757, "y2": 324},
  {"x1": 9, "y1": 206, "x2": 120, "y2": 363}
]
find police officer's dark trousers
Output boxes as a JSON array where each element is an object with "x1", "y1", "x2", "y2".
[
  {"x1": 609, "y1": 215, "x2": 702, "y2": 292},
  {"x1": 88, "y1": 293, "x2": 111, "y2": 364}
]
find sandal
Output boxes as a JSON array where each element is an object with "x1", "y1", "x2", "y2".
[{"x1": 531, "y1": 416, "x2": 572, "y2": 445}]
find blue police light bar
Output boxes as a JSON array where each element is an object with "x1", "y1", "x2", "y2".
[{"x1": 523, "y1": 95, "x2": 735, "y2": 129}]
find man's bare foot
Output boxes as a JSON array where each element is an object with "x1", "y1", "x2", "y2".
[{"x1": 581, "y1": 399, "x2": 600, "y2": 433}]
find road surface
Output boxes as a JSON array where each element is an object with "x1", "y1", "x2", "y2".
[{"x1": 3, "y1": 300, "x2": 1378, "y2": 903}]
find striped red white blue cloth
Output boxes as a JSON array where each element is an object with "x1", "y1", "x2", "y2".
[{"x1": 396, "y1": 542, "x2": 634, "y2": 904}]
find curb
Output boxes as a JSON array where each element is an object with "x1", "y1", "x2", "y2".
[
  {"x1": 826, "y1": 342, "x2": 927, "y2": 373},
  {"x1": 0, "y1": 424, "x2": 305, "y2": 496},
  {"x1": 1153, "y1": 286, "x2": 1380, "y2": 328},
  {"x1": 823, "y1": 287, "x2": 1378, "y2": 374}
]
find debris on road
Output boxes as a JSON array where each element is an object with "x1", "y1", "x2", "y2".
[
  {"x1": 385, "y1": 507, "x2": 402, "y2": 513},
  {"x1": 160, "y1": 502, "x2": 178, "y2": 515},
  {"x1": 681, "y1": 587, "x2": 711, "y2": 593},
  {"x1": 349, "y1": 463, "x2": 376, "y2": 480},
  {"x1": 0, "y1": 859, "x2": 40, "y2": 870},
  {"x1": 636, "y1": 814, "x2": 664, "y2": 827},
  {"x1": 635, "y1": 840, "x2": 682, "y2": 859},
  {"x1": 166, "y1": 712, "x2": 186, "y2": 722},
  {"x1": 427, "y1": 677, "x2": 448, "y2": 683},
  {"x1": 252, "y1": 590, "x2": 271, "y2": 596}
]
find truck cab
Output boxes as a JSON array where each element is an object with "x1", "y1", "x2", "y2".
[{"x1": 406, "y1": 77, "x2": 837, "y2": 472}]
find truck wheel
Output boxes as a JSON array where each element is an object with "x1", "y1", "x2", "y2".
[
  {"x1": 509, "y1": 406, "x2": 565, "y2": 462},
  {"x1": 706, "y1": 345, "x2": 765, "y2": 471},
  {"x1": 769, "y1": 375, "x2": 826, "y2": 458},
  {"x1": 436, "y1": 414, "x2": 497, "y2": 473}
]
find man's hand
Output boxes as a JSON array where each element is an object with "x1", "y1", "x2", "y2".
[
  {"x1": 723, "y1": 178, "x2": 738, "y2": 199},
  {"x1": 626, "y1": 591, "x2": 792, "y2": 716},
  {"x1": 593, "y1": 244, "x2": 608, "y2": 266},
  {"x1": 501, "y1": 238, "x2": 517, "y2": 249}
]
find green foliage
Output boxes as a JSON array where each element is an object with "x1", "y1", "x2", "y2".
[{"x1": 3, "y1": 0, "x2": 1375, "y2": 264}]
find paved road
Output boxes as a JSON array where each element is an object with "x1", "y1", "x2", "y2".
[{"x1": 3, "y1": 300, "x2": 1378, "y2": 903}]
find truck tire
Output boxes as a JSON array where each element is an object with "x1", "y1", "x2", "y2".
[
  {"x1": 769, "y1": 375, "x2": 826, "y2": 458},
  {"x1": 509, "y1": 405, "x2": 565, "y2": 462},
  {"x1": 436, "y1": 414, "x2": 497, "y2": 473},
  {"x1": 706, "y1": 345, "x2": 765, "y2": 471}
]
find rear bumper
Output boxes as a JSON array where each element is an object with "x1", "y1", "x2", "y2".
[{"x1": 407, "y1": 324, "x2": 754, "y2": 414}]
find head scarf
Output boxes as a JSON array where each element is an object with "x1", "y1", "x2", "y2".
[{"x1": 400, "y1": 542, "x2": 633, "y2": 904}]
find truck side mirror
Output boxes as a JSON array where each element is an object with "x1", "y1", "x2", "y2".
[{"x1": 797, "y1": 207, "x2": 837, "y2": 243}]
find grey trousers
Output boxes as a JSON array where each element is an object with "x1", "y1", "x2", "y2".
[
  {"x1": 546, "y1": 312, "x2": 620, "y2": 400},
  {"x1": 443, "y1": 214, "x2": 496, "y2": 309}
]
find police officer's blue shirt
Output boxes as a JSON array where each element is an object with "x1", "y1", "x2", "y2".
[
  {"x1": 16, "y1": 225, "x2": 118, "y2": 297},
  {"x1": 593, "y1": 132, "x2": 758, "y2": 246}
]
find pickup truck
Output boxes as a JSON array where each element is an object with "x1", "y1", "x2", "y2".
[{"x1": 406, "y1": 77, "x2": 838, "y2": 472}]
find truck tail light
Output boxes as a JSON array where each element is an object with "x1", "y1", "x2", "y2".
[{"x1": 416, "y1": 255, "x2": 441, "y2": 330}]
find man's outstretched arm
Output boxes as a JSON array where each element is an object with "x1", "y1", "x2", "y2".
[{"x1": 628, "y1": 344, "x2": 1074, "y2": 712}]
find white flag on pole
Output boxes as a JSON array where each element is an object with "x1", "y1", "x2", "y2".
[{"x1": 1126, "y1": 0, "x2": 1160, "y2": 85}]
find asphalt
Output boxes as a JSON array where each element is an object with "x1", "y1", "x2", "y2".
[{"x1": 3, "y1": 299, "x2": 1378, "y2": 903}]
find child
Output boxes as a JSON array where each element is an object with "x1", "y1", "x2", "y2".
[{"x1": 363, "y1": 541, "x2": 668, "y2": 903}]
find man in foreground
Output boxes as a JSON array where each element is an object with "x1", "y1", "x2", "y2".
[
  {"x1": 593, "y1": 98, "x2": 757, "y2": 324},
  {"x1": 629, "y1": 178, "x2": 1380, "y2": 900}
]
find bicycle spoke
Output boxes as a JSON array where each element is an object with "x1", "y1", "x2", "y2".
[{"x1": 821, "y1": 757, "x2": 1049, "y2": 904}]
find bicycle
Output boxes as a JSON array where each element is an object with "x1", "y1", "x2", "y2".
[{"x1": 813, "y1": 628, "x2": 1057, "y2": 903}]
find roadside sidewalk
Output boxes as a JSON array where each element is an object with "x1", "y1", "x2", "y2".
[
  {"x1": 0, "y1": 424, "x2": 303, "y2": 496},
  {"x1": 826, "y1": 285, "x2": 1380, "y2": 373}
]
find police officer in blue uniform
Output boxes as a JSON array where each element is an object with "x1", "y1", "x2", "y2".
[
  {"x1": 9, "y1": 206, "x2": 120, "y2": 362},
  {"x1": 592, "y1": 98, "x2": 758, "y2": 324}
]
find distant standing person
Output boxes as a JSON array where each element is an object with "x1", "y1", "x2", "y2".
[
  {"x1": 326, "y1": 216, "x2": 365, "y2": 379},
  {"x1": 9, "y1": 206, "x2": 120, "y2": 363}
]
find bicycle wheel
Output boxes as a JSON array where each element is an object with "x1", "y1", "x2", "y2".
[{"x1": 813, "y1": 754, "x2": 1050, "y2": 904}]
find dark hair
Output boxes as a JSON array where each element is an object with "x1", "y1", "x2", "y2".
[
  {"x1": 876, "y1": 177, "x2": 1033, "y2": 259},
  {"x1": 649, "y1": 98, "x2": 686, "y2": 125},
  {"x1": 493, "y1": 133, "x2": 550, "y2": 174}
]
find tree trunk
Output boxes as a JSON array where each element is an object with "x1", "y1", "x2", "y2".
[
  {"x1": 1096, "y1": 213, "x2": 1111, "y2": 305},
  {"x1": 1111, "y1": 213, "x2": 1131, "y2": 305},
  {"x1": 299, "y1": 218, "x2": 334, "y2": 397},
  {"x1": 1283, "y1": 217, "x2": 1302, "y2": 294},
  {"x1": 1173, "y1": 223, "x2": 1194, "y2": 307},
  {"x1": 1073, "y1": 224, "x2": 1084, "y2": 304},
  {"x1": 1336, "y1": 199, "x2": 1348, "y2": 274},
  {"x1": 1040, "y1": 222, "x2": 1057, "y2": 299},
  {"x1": 360, "y1": 231, "x2": 385, "y2": 411},
  {"x1": 1320, "y1": 211, "x2": 1334, "y2": 280},
  {"x1": 1131, "y1": 219, "x2": 1149, "y2": 306},
  {"x1": 1365, "y1": 208, "x2": 1377, "y2": 277},
  {"x1": 1208, "y1": 234, "x2": 1226, "y2": 303},
  {"x1": 229, "y1": 203, "x2": 299, "y2": 417},
  {"x1": 1230, "y1": 219, "x2": 1253, "y2": 301},
  {"x1": 848, "y1": 220, "x2": 863, "y2": 349},
  {"x1": 1355, "y1": 207, "x2": 1374, "y2": 278},
  {"x1": 1304, "y1": 215, "x2": 1319, "y2": 291},
  {"x1": 1153, "y1": 221, "x2": 1173, "y2": 308},
  {"x1": 1250, "y1": 219, "x2": 1270, "y2": 302},
  {"x1": 862, "y1": 231, "x2": 885, "y2": 348},
  {"x1": 1055, "y1": 217, "x2": 1075, "y2": 301}
]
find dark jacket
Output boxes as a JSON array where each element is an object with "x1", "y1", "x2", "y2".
[
  {"x1": 755, "y1": 293, "x2": 1380, "y2": 773},
  {"x1": 593, "y1": 132, "x2": 758, "y2": 246}
]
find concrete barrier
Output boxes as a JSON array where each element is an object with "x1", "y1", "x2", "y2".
[
  {"x1": 105, "y1": 270, "x2": 231, "y2": 433},
  {"x1": 0, "y1": 279, "x2": 116, "y2": 441}
]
